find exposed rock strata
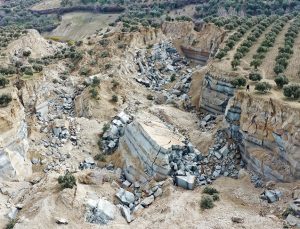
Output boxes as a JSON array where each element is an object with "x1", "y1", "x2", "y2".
[
  {"x1": 0, "y1": 89, "x2": 31, "y2": 180},
  {"x1": 226, "y1": 91, "x2": 300, "y2": 181},
  {"x1": 199, "y1": 74, "x2": 235, "y2": 114},
  {"x1": 119, "y1": 112, "x2": 185, "y2": 180}
]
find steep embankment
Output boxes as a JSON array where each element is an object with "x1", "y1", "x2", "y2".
[
  {"x1": 226, "y1": 91, "x2": 300, "y2": 182},
  {"x1": 191, "y1": 71, "x2": 300, "y2": 182},
  {"x1": 162, "y1": 22, "x2": 225, "y2": 64}
]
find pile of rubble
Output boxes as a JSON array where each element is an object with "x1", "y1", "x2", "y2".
[
  {"x1": 165, "y1": 71, "x2": 193, "y2": 108},
  {"x1": 285, "y1": 198, "x2": 300, "y2": 227},
  {"x1": 198, "y1": 113, "x2": 217, "y2": 131},
  {"x1": 85, "y1": 180, "x2": 164, "y2": 224},
  {"x1": 100, "y1": 112, "x2": 133, "y2": 154},
  {"x1": 169, "y1": 130, "x2": 241, "y2": 189},
  {"x1": 79, "y1": 157, "x2": 96, "y2": 170},
  {"x1": 135, "y1": 41, "x2": 189, "y2": 90},
  {"x1": 260, "y1": 189, "x2": 282, "y2": 203}
]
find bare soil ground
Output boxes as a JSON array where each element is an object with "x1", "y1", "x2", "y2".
[
  {"x1": 43, "y1": 12, "x2": 120, "y2": 41},
  {"x1": 1, "y1": 174, "x2": 290, "y2": 229},
  {"x1": 31, "y1": 0, "x2": 62, "y2": 10}
]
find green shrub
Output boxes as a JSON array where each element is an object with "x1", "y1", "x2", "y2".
[
  {"x1": 100, "y1": 51, "x2": 109, "y2": 58},
  {"x1": 255, "y1": 82, "x2": 272, "y2": 93},
  {"x1": 24, "y1": 68, "x2": 33, "y2": 76},
  {"x1": 200, "y1": 195, "x2": 214, "y2": 210},
  {"x1": 0, "y1": 94, "x2": 12, "y2": 107},
  {"x1": 231, "y1": 77, "x2": 247, "y2": 88},
  {"x1": 216, "y1": 50, "x2": 227, "y2": 60},
  {"x1": 250, "y1": 58, "x2": 262, "y2": 69},
  {"x1": 92, "y1": 77, "x2": 100, "y2": 87},
  {"x1": 117, "y1": 43, "x2": 126, "y2": 49},
  {"x1": 283, "y1": 84, "x2": 300, "y2": 99},
  {"x1": 32, "y1": 64, "x2": 43, "y2": 72},
  {"x1": 6, "y1": 219, "x2": 17, "y2": 229},
  {"x1": 111, "y1": 79, "x2": 119, "y2": 89},
  {"x1": 94, "y1": 154, "x2": 106, "y2": 162},
  {"x1": 23, "y1": 50, "x2": 31, "y2": 57},
  {"x1": 146, "y1": 94, "x2": 154, "y2": 100},
  {"x1": 89, "y1": 88, "x2": 98, "y2": 99},
  {"x1": 102, "y1": 123, "x2": 110, "y2": 133},
  {"x1": 231, "y1": 59, "x2": 241, "y2": 69},
  {"x1": 212, "y1": 193, "x2": 220, "y2": 201},
  {"x1": 249, "y1": 72, "x2": 262, "y2": 81},
  {"x1": 58, "y1": 172, "x2": 76, "y2": 189},
  {"x1": 105, "y1": 63, "x2": 112, "y2": 70},
  {"x1": 203, "y1": 186, "x2": 219, "y2": 195},
  {"x1": 0, "y1": 77, "x2": 9, "y2": 87},
  {"x1": 99, "y1": 39, "x2": 109, "y2": 47},
  {"x1": 170, "y1": 74, "x2": 176, "y2": 82},
  {"x1": 79, "y1": 67, "x2": 90, "y2": 76},
  {"x1": 111, "y1": 95, "x2": 118, "y2": 103},
  {"x1": 274, "y1": 75, "x2": 289, "y2": 88}
]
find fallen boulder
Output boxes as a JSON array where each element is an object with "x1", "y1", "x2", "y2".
[
  {"x1": 175, "y1": 174, "x2": 196, "y2": 190},
  {"x1": 116, "y1": 188, "x2": 135, "y2": 206}
]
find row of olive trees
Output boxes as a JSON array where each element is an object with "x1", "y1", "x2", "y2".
[
  {"x1": 194, "y1": 0, "x2": 300, "y2": 18},
  {"x1": 273, "y1": 15, "x2": 300, "y2": 75},
  {"x1": 233, "y1": 73, "x2": 300, "y2": 99},
  {"x1": 250, "y1": 16, "x2": 289, "y2": 70},
  {"x1": 230, "y1": 15, "x2": 278, "y2": 69},
  {"x1": 206, "y1": 16, "x2": 246, "y2": 30},
  {"x1": 215, "y1": 16, "x2": 263, "y2": 60}
]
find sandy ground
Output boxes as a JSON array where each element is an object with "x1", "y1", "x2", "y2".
[
  {"x1": 1, "y1": 174, "x2": 290, "y2": 229},
  {"x1": 43, "y1": 12, "x2": 120, "y2": 41},
  {"x1": 31, "y1": 0, "x2": 62, "y2": 10}
]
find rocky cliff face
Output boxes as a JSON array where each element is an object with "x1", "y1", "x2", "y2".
[
  {"x1": 225, "y1": 91, "x2": 300, "y2": 182},
  {"x1": 199, "y1": 73, "x2": 235, "y2": 114},
  {"x1": 191, "y1": 71, "x2": 300, "y2": 182},
  {"x1": 0, "y1": 88, "x2": 31, "y2": 180}
]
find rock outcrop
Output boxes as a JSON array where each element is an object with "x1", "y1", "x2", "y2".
[
  {"x1": 199, "y1": 74, "x2": 235, "y2": 114},
  {"x1": 226, "y1": 91, "x2": 300, "y2": 181},
  {"x1": 0, "y1": 88, "x2": 31, "y2": 180},
  {"x1": 118, "y1": 112, "x2": 185, "y2": 180}
]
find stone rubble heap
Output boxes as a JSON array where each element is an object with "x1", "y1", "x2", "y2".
[
  {"x1": 34, "y1": 78, "x2": 84, "y2": 173},
  {"x1": 260, "y1": 189, "x2": 283, "y2": 203},
  {"x1": 169, "y1": 130, "x2": 241, "y2": 189},
  {"x1": 100, "y1": 112, "x2": 133, "y2": 154},
  {"x1": 198, "y1": 114, "x2": 217, "y2": 131},
  {"x1": 86, "y1": 198, "x2": 118, "y2": 225},
  {"x1": 135, "y1": 41, "x2": 189, "y2": 90},
  {"x1": 285, "y1": 198, "x2": 300, "y2": 227},
  {"x1": 79, "y1": 157, "x2": 96, "y2": 170},
  {"x1": 115, "y1": 181, "x2": 164, "y2": 223},
  {"x1": 164, "y1": 71, "x2": 193, "y2": 109},
  {"x1": 85, "y1": 179, "x2": 164, "y2": 224}
]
